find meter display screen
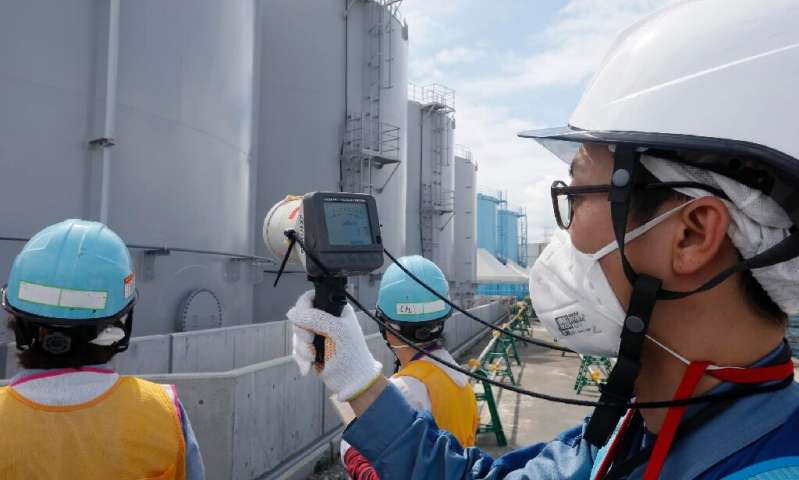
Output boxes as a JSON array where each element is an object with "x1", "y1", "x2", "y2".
[{"x1": 323, "y1": 200, "x2": 373, "y2": 246}]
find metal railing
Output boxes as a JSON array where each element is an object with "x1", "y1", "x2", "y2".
[
  {"x1": 408, "y1": 82, "x2": 456, "y2": 110},
  {"x1": 0, "y1": 235, "x2": 281, "y2": 267},
  {"x1": 455, "y1": 144, "x2": 473, "y2": 161},
  {"x1": 375, "y1": 0, "x2": 404, "y2": 23},
  {"x1": 344, "y1": 114, "x2": 401, "y2": 162},
  {"x1": 477, "y1": 188, "x2": 507, "y2": 204}
]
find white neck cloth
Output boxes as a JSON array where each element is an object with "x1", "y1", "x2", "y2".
[{"x1": 640, "y1": 155, "x2": 799, "y2": 315}]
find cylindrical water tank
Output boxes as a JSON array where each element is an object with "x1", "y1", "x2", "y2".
[
  {"x1": 344, "y1": 1, "x2": 408, "y2": 307},
  {"x1": 477, "y1": 194, "x2": 499, "y2": 256},
  {"x1": 498, "y1": 209, "x2": 520, "y2": 263},
  {"x1": 453, "y1": 155, "x2": 477, "y2": 287},
  {"x1": 405, "y1": 100, "x2": 455, "y2": 278},
  {"x1": 438, "y1": 115, "x2": 455, "y2": 278},
  {"x1": 0, "y1": 0, "x2": 257, "y2": 336},
  {"x1": 254, "y1": 0, "x2": 408, "y2": 319},
  {"x1": 405, "y1": 101, "x2": 424, "y2": 256}
]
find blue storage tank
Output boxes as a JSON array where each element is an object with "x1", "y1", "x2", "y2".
[
  {"x1": 498, "y1": 209, "x2": 520, "y2": 263},
  {"x1": 477, "y1": 193, "x2": 500, "y2": 256}
]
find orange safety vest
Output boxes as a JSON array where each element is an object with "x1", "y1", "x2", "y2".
[
  {"x1": 396, "y1": 360, "x2": 480, "y2": 447},
  {"x1": 0, "y1": 376, "x2": 186, "y2": 480}
]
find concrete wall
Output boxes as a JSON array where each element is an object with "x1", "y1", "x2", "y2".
[{"x1": 0, "y1": 300, "x2": 510, "y2": 479}]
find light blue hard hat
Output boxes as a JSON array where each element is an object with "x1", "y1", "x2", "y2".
[
  {"x1": 5, "y1": 219, "x2": 135, "y2": 321},
  {"x1": 377, "y1": 255, "x2": 452, "y2": 323}
]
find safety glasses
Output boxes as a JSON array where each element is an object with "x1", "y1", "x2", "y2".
[{"x1": 550, "y1": 180, "x2": 729, "y2": 230}]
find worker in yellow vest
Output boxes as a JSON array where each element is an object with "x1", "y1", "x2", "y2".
[
  {"x1": 327, "y1": 255, "x2": 479, "y2": 479},
  {"x1": 0, "y1": 219, "x2": 204, "y2": 479}
]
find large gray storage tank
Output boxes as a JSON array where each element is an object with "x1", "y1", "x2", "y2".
[
  {"x1": 453, "y1": 150, "x2": 478, "y2": 306},
  {"x1": 405, "y1": 85, "x2": 456, "y2": 279},
  {"x1": 0, "y1": 0, "x2": 257, "y2": 337},
  {"x1": 254, "y1": 0, "x2": 409, "y2": 320}
]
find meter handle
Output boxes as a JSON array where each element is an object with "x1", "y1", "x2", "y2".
[{"x1": 311, "y1": 277, "x2": 348, "y2": 365}]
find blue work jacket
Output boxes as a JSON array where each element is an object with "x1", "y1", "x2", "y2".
[{"x1": 344, "y1": 352, "x2": 799, "y2": 479}]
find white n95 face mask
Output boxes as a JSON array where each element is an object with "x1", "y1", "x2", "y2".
[{"x1": 529, "y1": 201, "x2": 694, "y2": 357}]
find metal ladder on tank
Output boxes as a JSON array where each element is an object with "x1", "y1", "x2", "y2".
[
  {"x1": 421, "y1": 110, "x2": 454, "y2": 259},
  {"x1": 497, "y1": 207, "x2": 507, "y2": 263},
  {"x1": 341, "y1": 0, "x2": 401, "y2": 196},
  {"x1": 420, "y1": 107, "x2": 439, "y2": 258},
  {"x1": 518, "y1": 210, "x2": 528, "y2": 268}
]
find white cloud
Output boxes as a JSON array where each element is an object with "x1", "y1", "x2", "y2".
[
  {"x1": 401, "y1": 0, "x2": 464, "y2": 52},
  {"x1": 460, "y1": 0, "x2": 675, "y2": 98},
  {"x1": 435, "y1": 47, "x2": 486, "y2": 65},
  {"x1": 401, "y1": 0, "x2": 675, "y2": 239},
  {"x1": 454, "y1": 99, "x2": 568, "y2": 242}
]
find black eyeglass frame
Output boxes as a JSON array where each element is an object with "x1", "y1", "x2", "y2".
[{"x1": 550, "y1": 180, "x2": 730, "y2": 230}]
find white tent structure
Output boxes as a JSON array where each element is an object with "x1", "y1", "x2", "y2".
[
  {"x1": 506, "y1": 260, "x2": 530, "y2": 280},
  {"x1": 476, "y1": 248, "x2": 528, "y2": 284}
]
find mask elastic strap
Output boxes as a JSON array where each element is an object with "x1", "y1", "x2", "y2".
[
  {"x1": 645, "y1": 335, "x2": 742, "y2": 371},
  {"x1": 592, "y1": 200, "x2": 699, "y2": 260}
]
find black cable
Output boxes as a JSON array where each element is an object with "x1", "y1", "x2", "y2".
[
  {"x1": 383, "y1": 248, "x2": 572, "y2": 353},
  {"x1": 287, "y1": 231, "x2": 794, "y2": 410}
]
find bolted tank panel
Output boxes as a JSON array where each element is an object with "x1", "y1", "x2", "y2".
[
  {"x1": 0, "y1": 0, "x2": 258, "y2": 336},
  {"x1": 253, "y1": 0, "x2": 408, "y2": 320},
  {"x1": 112, "y1": 0, "x2": 256, "y2": 251},
  {"x1": 453, "y1": 154, "x2": 477, "y2": 293},
  {"x1": 0, "y1": 0, "x2": 99, "y2": 342},
  {"x1": 0, "y1": 1, "x2": 94, "y2": 237},
  {"x1": 113, "y1": 0, "x2": 257, "y2": 334}
]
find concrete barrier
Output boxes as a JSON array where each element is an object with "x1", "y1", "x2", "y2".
[
  {"x1": 0, "y1": 299, "x2": 511, "y2": 479},
  {"x1": 3, "y1": 301, "x2": 509, "y2": 379}
]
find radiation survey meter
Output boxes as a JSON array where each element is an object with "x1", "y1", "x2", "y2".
[{"x1": 263, "y1": 192, "x2": 384, "y2": 363}]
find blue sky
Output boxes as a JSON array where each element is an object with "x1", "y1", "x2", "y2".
[{"x1": 400, "y1": 0, "x2": 673, "y2": 241}]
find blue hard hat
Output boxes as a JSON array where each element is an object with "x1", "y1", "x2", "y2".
[
  {"x1": 377, "y1": 255, "x2": 452, "y2": 323},
  {"x1": 5, "y1": 219, "x2": 135, "y2": 321}
]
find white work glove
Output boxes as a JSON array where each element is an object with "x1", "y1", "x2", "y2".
[
  {"x1": 340, "y1": 439, "x2": 352, "y2": 464},
  {"x1": 287, "y1": 290, "x2": 383, "y2": 401}
]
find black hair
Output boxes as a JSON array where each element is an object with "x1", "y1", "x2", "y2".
[
  {"x1": 376, "y1": 310, "x2": 448, "y2": 343},
  {"x1": 630, "y1": 165, "x2": 787, "y2": 326},
  {"x1": 8, "y1": 317, "x2": 121, "y2": 370}
]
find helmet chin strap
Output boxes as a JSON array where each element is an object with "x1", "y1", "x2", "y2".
[
  {"x1": 585, "y1": 145, "x2": 799, "y2": 448},
  {"x1": 585, "y1": 145, "x2": 662, "y2": 446}
]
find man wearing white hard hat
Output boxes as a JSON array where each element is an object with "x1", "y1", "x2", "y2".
[{"x1": 288, "y1": 1, "x2": 799, "y2": 478}]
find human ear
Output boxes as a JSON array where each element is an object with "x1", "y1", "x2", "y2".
[{"x1": 672, "y1": 197, "x2": 731, "y2": 275}]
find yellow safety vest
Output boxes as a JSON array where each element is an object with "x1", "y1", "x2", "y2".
[
  {"x1": 396, "y1": 360, "x2": 480, "y2": 447},
  {"x1": 0, "y1": 376, "x2": 186, "y2": 480}
]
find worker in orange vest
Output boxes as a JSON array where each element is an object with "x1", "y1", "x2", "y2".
[{"x1": 0, "y1": 219, "x2": 204, "y2": 479}]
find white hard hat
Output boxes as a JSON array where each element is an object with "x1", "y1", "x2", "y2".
[
  {"x1": 521, "y1": 0, "x2": 799, "y2": 226},
  {"x1": 520, "y1": 0, "x2": 799, "y2": 314}
]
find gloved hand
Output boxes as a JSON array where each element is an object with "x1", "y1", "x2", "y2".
[{"x1": 287, "y1": 290, "x2": 383, "y2": 401}]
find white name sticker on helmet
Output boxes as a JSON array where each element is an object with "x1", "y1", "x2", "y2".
[
  {"x1": 124, "y1": 274, "x2": 135, "y2": 299},
  {"x1": 395, "y1": 299, "x2": 447, "y2": 316},
  {"x1": 18, "y1": 281, "x2": 108, "y2": 310}
]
